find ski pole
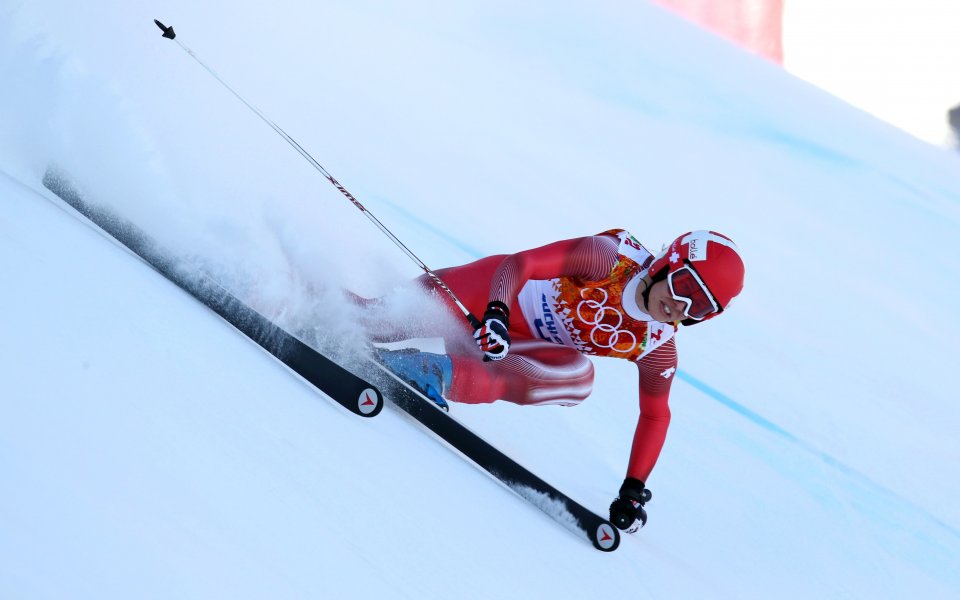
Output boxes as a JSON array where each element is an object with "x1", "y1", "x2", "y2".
[{"x1": 153, "y1": 19, "x2": 482, "y2": 329}]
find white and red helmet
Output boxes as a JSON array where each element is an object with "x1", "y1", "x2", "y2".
[{"x1": 647, "y1": 231, "x2": 745, "y2": 324}]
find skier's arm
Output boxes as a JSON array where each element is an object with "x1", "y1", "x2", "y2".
[
  {"x1": 488, "y1": 234, "x2": 619, "y2": 305},
  {"x1": 474, "y1": 234, "x2": 620, "y2": 360},
  {"x1": 626, "y1": 339, "x2": 677, "y2": 482},
  {"x1": 609, "y1": 340, "x2": 677, "y2": 530}
]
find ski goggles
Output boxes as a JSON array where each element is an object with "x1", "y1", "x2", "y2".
[{"x1": 667, "y1": 265, "x2": 720, "y2": 321}]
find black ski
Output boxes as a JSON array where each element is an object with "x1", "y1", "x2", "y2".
[
  {"x1": 41, "y1": 168, "x2": 617, "y2": 549},
  {"x1": 370, "y1": 361, "x2": 620, "y2": 552},
  {"x1": 41, "y1": 169, "x2": 383, "y2": 418}
]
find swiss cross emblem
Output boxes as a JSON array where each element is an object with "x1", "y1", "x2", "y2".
[{"x1": 669, "y1": 251, "x2": 680, "y2": 263}]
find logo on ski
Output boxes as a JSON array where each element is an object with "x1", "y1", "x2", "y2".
[
  {"x1": 358, "y1": 388, "x2": 381, "y2": 415},
  {"x1": 596, "y1": 523, "x2": 618, "y2": 551}
]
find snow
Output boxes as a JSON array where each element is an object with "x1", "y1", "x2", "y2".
[
  {"x1": 2, "y1": 1, "x2": 959, "y2": 598},
  {"x1": 505, "y1": 482, "x2": 590, "y2": 543}
]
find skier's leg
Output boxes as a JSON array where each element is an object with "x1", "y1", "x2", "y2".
[
  {"x1": 346, "y1": 254, "x2": 532, "y2": 345},
  {"x1": 447, "y1": 339, "x2": 594, "y2": 406}
]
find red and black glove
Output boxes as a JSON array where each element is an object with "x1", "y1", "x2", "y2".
[
  {"x1": 609, "y1": 477, "x2": 652, "y2": 531},
  {"x1": 473, "y1": 301, "x2": 511, "y2": 361}
]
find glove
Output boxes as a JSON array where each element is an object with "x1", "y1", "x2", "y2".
[
  {"x1": 473, "y1": 301, "x2": 511, "y2": 361},
  {"x1": 609, "y1": 477, "x2": 652, "y2": 531}
]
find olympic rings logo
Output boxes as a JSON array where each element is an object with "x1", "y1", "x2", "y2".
[{"x1": 576, "y1": 288, "x2": 637, "y2": 353}]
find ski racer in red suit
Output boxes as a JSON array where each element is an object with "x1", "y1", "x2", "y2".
[{"x1": 361, "y1": 229, "x2": 745, "y2": 531}]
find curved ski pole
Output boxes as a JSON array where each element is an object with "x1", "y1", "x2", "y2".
[{"x1": 153, "y1": 19, "x2": 482, "y2": 331}]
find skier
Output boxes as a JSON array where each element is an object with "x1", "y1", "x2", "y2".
[{"x1": 358, "y1": 229, "x2": 745, "y2": 531}]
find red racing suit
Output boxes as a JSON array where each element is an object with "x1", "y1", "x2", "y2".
[{"x1": 425, "y1": 229, "x2": 679, "y2": 483}]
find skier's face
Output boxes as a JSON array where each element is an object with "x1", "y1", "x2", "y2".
[{"x1": 644, "y1": 279, "x2": 689, "y2": 323}]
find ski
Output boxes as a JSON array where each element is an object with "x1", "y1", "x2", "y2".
[
  {"x1": 41, "y1": 169, "x2": 383, "y2": 418},
  {"x1": 370, "y1": 360, "x2": 620, "y2": 552},
  {"x1": 41, "y1": 168, "x2": 617, "y2": 549}
]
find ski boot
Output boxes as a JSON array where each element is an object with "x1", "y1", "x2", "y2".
[{"x1": 374, "y1": 348, "x2": 453, "y2": 411}]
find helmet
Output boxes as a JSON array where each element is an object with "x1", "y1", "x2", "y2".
[{"x1": 647, "y1": 231, "x2": 745, "y2": 324}]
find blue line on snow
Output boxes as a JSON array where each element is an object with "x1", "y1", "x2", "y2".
[
  {"x1": 674, "y1": 369, "x2": 800, "y2": 443},
  {"x1": 675, "y1": 368, "x2": 960, "y2": 540},
  {"x1": 369, "y1": 195, "x2": 486, "y2": 259}
]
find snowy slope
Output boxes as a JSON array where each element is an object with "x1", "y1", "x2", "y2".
[{"x1": 2, "y1": 1, "x2": 960, "y2": 598}]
